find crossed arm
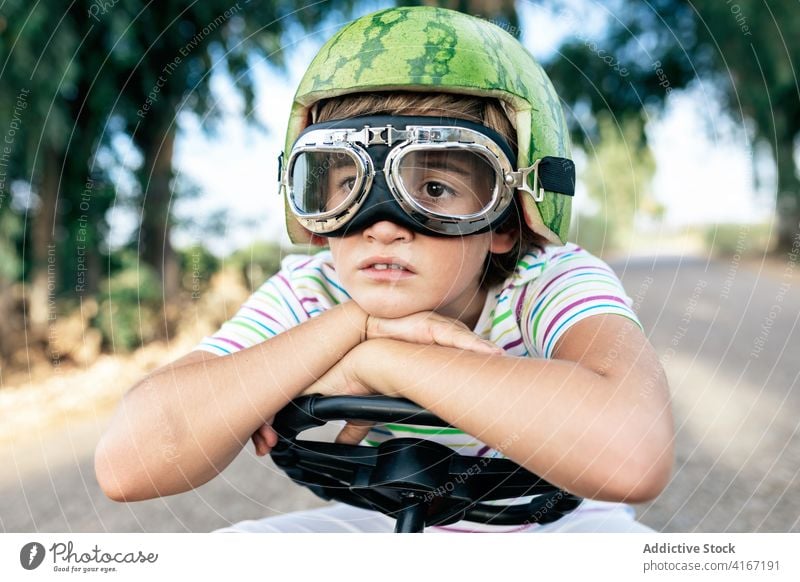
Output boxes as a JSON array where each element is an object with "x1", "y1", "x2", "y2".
[
  {"x1": 95, "y1": 302, "x2": 672, "y2": 503},
  {"x1": 308, "y1": 315, "x2": 673, "y2": 502}
]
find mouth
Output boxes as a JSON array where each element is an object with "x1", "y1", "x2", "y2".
[
  {"x1": 358, "y1": 257, "x2": 415, "y2": 273},
  {"x1": 368, "y1": 263, "x2": 409, "y2": 271},
  {"x1": 357, "y1": 256, "x2": 416, "y2": 280}
]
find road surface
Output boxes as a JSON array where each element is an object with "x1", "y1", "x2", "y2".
[{"x1": 2, "y1": 254, "x2": 798, "y2": 532}]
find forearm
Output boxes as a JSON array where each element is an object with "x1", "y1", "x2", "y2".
[
  {"x1": 359, "y1": 339, "x2": 672, "y2": 502},
  {"x1": 96, "y1": 301, "x2": 367, "y2": 501}
]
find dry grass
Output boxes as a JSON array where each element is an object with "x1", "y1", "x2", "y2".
[{"x1": 0, "y1": 268, "x2": 250, "y2": 447}]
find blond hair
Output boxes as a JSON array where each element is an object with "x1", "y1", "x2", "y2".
[{"x1": 312, "y1": 92, "x2": 545, "y2": 288}]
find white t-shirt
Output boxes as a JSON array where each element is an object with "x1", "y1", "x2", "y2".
[{"x1": 196, "y1": 242, "x2": 642, "y2": 531}]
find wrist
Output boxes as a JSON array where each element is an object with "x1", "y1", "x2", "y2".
[
  {"x1": 364, "y1": 310, "x2": 381, "y2": 341},
  {"x1": 338, "y1": 301, "x2": 369, "y2": 346},
  {"x1": 353, "y1": 338, "x2": 406, "y2": 397}
]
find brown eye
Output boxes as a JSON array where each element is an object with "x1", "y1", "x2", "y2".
[{"x1": 425, "y1": 182, "x2": 446, "y2": 197}]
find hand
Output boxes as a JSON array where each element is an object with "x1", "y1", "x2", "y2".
[
  {"x1": 301, "y1": 343, "x2": 374, "y2": 398},
  {"x1": 301, "y1": 344, "x2": 378, "y2": 445},
  {"x1": 252, "y1": 341, "x2": 378, "y2": 456},
  {"x1": 334, "y1": 420, "x2": 374, "y2": 445},
  {"x1": 250, "y1": 413, "x2": 371, "y2": 454},
  {"x1": 365, "y1": 311, "x2": 504, "y2": 355},
  {"x1": 251, "y1": 417, "x2": 278, "y2": 457}
]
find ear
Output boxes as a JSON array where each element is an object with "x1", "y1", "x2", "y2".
[
  {"x1": 309, "y1": 233, "x2": 329, "y2": 247},
  {"x1": 488, "y1": 228, "x2": 518, "y2": 254}
]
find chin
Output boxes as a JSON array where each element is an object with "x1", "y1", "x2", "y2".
[
  {"x1": 361, "y1": 303, "x2": 419, "y2": 319},
  {"x1": 354, "y1": 295, "x2": 427, "y2": 319}
]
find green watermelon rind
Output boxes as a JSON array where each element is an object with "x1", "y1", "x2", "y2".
[{"x1": 283, "y1": 6, "x2": 572, "y2": 244}]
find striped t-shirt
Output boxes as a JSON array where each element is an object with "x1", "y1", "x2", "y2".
[{"x1": 195, "y1": 242, "x2": 641, "y2": 530}]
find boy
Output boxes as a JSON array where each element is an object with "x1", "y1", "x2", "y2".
[{"x1": 95, "y1": 6, "x2": 673, "y2": 533}]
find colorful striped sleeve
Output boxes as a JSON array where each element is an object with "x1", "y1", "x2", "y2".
[
  {"x1": 520, "y1": 244, "x2": 642, "y2": 359},
  {"x1": 193, "y1": 252, "x2": 342, "y2": 356}
]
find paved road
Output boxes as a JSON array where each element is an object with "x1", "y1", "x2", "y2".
[
  {"x1": 2, "y1": 254, "x2": 798, "y2": 532},
  {"x1": 617, "y1": 254, "x2": 799, "y2": 532}
]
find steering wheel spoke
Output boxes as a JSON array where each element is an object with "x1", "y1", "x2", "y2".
[{"x1": 271, "y1": 395, "x2": 581, "y2": 532}]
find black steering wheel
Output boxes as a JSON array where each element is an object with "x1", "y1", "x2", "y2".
[{"x1": 270, "y1": 395, "x2": 582, "y2": 532}]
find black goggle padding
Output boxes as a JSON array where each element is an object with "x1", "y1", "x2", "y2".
[{"x1": 293, "y1": 115, "x2": 518, "y2": 238}]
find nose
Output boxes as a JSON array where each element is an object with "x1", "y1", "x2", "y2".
[{"x1": 361, "y1": 219, "x2": 413, "y2": 244}]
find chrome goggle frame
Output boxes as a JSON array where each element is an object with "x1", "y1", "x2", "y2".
[{"x1": 281, "y1": 121, "x2": 545, "y2": 236}]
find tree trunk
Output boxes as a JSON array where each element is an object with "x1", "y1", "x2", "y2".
[
  {"x1": 28, "y1": 145, "x2": 62, "y2": 339},
  {"x1": 139, "y1": 126, "x2": 180, "y2": 306},
  {"x1": 774, "y1": 131, "x2": 800, "y2": 252}
]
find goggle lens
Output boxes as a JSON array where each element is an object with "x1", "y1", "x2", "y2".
[
  {"x1": 290, "y1": 151, "x2": 360, "y2": 215},
  {"x1": 396, "y1": 149, "x2": 497, "y2": 217}
]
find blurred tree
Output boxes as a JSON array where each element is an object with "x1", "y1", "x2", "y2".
[
  {"x1": 0, "y1": 1, "x2": 101, "y2": 337},
  {"x1": 0, "y1": 210, "x2": 23, "y2": 361},
  {"x1": 580, "y1": 113, "x2": 659, "y2": 251},
  {"x1": 0, "y1": 1, "x2": 354, "y2": 346},
  {"x1": 102, "y1": 0, "x2": 330, "y2": 306},
  {"x1": 545, "y1": 0, "x2": 800, "y2": 251},
  {"x1": 228, "y1": 240, "x2": 283, "y2": 290}
]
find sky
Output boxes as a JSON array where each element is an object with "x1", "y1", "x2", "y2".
[{"x1": 165, "y1": 1, "x2": 774, "y2": 255}]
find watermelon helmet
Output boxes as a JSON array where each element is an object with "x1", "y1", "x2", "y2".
[{"x1": 281, "y1": 5, "x2": 574, "y2": 245}]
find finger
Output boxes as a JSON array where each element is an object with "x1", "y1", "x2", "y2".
[
  {"x1": 459, "y1": 333, "x2": 504, "y2": 354},
  {"x1": 431, "y1": 324, "x2": 503, "y2": 354},
  {"x1": 335, "y1": 421, "x2": 374, "y2": 445},
  {"x1": 259, "y1": 423, "x2": 279, "y2": 448},
  {"x1": 253, "y1": 421, "x2": 278, "y2": 455},
  {"x1": 302, "y1": 365, "x2": 345, "y2": 397},
  {"x1": 369, "y1": 313, "x2": 437, "y2": 343},
  {"x1": 251, "y1": 431, "x2": 267, "y2": 456},
  {"x1": 450, "y1": 319, "x2": 470, "y2": 331}
]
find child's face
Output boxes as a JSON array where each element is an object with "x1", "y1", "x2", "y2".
[{"x1": 328, "y1": 220, "x2": 515, "y2": 325}]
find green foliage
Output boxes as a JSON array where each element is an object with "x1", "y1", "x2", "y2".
[
  {"x1": 580, "y1": 113, "x2": 659, "y2": 250},
  {"x1": 545, "y1": 0, "x2": 800, "y2": 249},
  {"x1": 0, "y1": 0, "x2": 360, "y2": 299},
  {"x1": 704, "y1": 222, "x2": 774, "y2": 256},
  {"x1": 0, "y1": 210, "x2": 23, "y2": 281},
  {"x1": 568, "y1": 110, "x2": 663, "y2": 255},
  {"x1": 93, "y1": 251, "x2": 162, "y2": 351},
  {"x1": 228, "y1": 241, "x2": 283, "y2": 289},
  {"x1": 178, "y1": 244, "x2": 220, "y2": 296},
  {"x1": 569, "y1": 212, "x2": 614, "y2": 257}
]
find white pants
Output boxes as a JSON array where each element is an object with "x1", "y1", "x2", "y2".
[{"x1": 215, "y1": 500, "x2": 654, "y2": 533}]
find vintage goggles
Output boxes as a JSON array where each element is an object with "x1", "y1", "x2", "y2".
[{"x1": 280, "y1": 115, "x2": 575, "y2": 237}]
